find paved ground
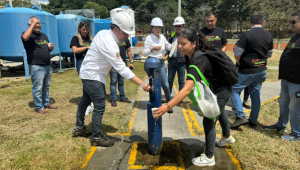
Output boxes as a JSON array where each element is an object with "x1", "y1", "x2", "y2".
[{"x1": 83, "y1": 80, "x2": 281, "y2": 170}]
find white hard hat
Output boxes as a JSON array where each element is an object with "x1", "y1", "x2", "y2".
[
  {"x1": 151, "y1": 17, "x2": 163, "y2": 27},
  {"x1": 173, "y1": 16, "x2": 185, "y2": 25},
  {"x1": 111, "y1": 12, "x2": 135, "y2": 34}
]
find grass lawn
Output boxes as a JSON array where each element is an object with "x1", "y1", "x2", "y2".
[
  {"x1": 227, "y1": 100, "x2": 300, "y2": 170},
  {"x1": 0, "y1": 62, "x2": 146, "y2": 169}
]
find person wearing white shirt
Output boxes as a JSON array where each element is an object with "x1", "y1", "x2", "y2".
[
  {"x1": 71, "y1": 12, "x2": 151, "y2": 147},
  {"x1": 143, "y1": 17, "x2": 173, "y2": 113}
]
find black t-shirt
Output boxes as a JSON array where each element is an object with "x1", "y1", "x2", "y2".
[
  {"x1": 186, "y1": 50, "x2": 229, "y2": 93},
  {"x1": 236, "y1": 27, "x2": 273, "y2": 74},
  {"x1": 70, "y1": 36, "x2": 92, "y2": 60},
  {"x1": 21, "y1": 32, "x2": 51, "y2": 65},
  {"x1": 199, "y1": 27, "x2": 227, "y2": 49},
  {"x1": 279, "y1": 34, "x2": 300, "y2": 84},
  {"x1": 117, "y1": 39, "x2": 131, "y2": 66}
]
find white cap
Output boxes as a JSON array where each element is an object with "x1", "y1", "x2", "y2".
[
  {"x1": 111, "y1": 12, "x2": 135, "y2": 34},
  {"x1": 173, "y1": 16, "x2": 185, "y2": 25},
  {"x1": 151, "y1": 17, "x2": 163, "y2": 27}
]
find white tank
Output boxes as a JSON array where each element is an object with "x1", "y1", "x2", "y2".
[{"x1": 110, "y1": 6, "x2": 135, "y2": 46}]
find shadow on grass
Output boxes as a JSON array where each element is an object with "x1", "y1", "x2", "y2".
[
  {"x1": 28, "y1": 97, "x2": 57, "y2": 108},
  {"x1": 85, "y1": 122, "x2": 119, "y2": 134}
]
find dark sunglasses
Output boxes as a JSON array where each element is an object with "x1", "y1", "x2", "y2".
[
  {"x1": 289, "y1": 20, "x2": 298, "y2": 25},
  {"x1": 175, "y1": 25, "x2": 182, "y2": 28},
  {"x1": 80, "y1": 21, "x2": 89, "y2": 25}
]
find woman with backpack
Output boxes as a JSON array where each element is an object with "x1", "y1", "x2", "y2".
[{"x1": 153, "y1": 28, "x2": 235, "y2": 166}]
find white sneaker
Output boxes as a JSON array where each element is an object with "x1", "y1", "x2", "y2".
[
  {"x1": 192, "y1": 154, "x2": 215, "y2": 166},
  {"x1": 85, "y1": 105, "x2": 93, "y2": 115},
  {"x1": 216, "y1": 135, "x2": 236, "y2": 147}
]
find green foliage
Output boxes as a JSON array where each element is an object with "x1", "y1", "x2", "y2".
[
  {"x1": 0, "y1": 0, "x2": 32, "y2": 7},
  {"x1": 83, "y1": 1, "x2": 109, "y2": 18}
]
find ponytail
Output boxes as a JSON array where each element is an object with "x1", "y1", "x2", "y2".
[{"x1": 197, "y1": 33, "x2": 212, "y2": 51}]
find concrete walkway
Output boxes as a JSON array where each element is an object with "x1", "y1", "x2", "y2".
[{"x1": 82, "y1": 80, "x2": 281, "y2": 170}]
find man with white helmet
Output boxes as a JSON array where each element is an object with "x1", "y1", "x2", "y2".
[
  {"x1": 143, "y1": 17, "x2": 173, "y2": 113},
  {"x1": 166, "y1": 16, "x2": 186, "y2": 95},
  {"x1": 71, "y1": 12, "x2": 151, "y2": 147}
]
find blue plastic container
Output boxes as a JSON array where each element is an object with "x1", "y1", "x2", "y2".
[
  {"x1": 56, "y1": 12, "x2": 95, "y2": 58},
  {"x1": 94, "y1": 19, "x2": 111, "y2": 34},
  {"x1": 0, "y1": 4, "x2": 59, "y2": 62}
]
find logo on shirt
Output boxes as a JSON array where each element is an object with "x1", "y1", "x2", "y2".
[
  {"x1": 116, "y1": 52, "x2": 120, "y2": 58},
  {"x1": 252, "y1": 59, "x2": 265, "y2": 67},
  {"x1": 83, "y1": 42, "x2": 91, "y2": 47},
  {"x1": 205, "y1": 36, "x2": 221, "y2": 41},
  {"x1": 118, "y1": 42, "x2": 127, "y2": 47},
  {"x1": 35, "y1": 39, "x2": 48, "y2": 45},
  {"x1": 286, "y1": 42, "x2": 295, "y2": 49}
]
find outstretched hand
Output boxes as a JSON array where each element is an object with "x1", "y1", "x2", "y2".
[
  {"x1": 152, "y1": 105, "x2": 169, "y2": 119},
  {"x1": 142, "y1": 83, "x2": 152, "y2": 92}
]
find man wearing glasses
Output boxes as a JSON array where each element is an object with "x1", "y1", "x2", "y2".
[
  {"x1": 264, "y1": 11, "x2": 300, "y2": 141},
  {"x1": 166, "y1": 16, "x2": 186, "y2": 98},
  {"x1": 199, "y1": 11, "x2": 227, "y2": 52}
]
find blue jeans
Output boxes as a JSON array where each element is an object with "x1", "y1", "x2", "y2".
[
  {"x1": 231, "y1": 70, "x2": 267, "y2": 124},
  {"x1": 110, "y1": 68, "x2": 126, "y2": 101},
  {"x1": 29, "y1": 64, "x2": 52, "y2": 111},
  {"x1": 276, "y1": 79, "x2": 300, "y2": 137},
  {"x1": 168, "y1": 58, "x2": 186, "y2": 93},
  {"x1": 145, "y1": 59, "x2": 171, "y2": 102},
  {"x1": 76, "y1": 58, "x2": 83, "y2": 74},
  {"x1": 76, "y1": 79, "x2": 106, "y2": 138}
]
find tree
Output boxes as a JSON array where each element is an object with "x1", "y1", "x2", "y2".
[
  {"x1": 83, "y1": 1, "x2": 109, "y2": 18},
  {"x1": 0, "y1": 0, "x2": 32, "y2": 7}
]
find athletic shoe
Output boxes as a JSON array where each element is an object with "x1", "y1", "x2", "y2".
[
  {"x1": 91, "y1": 137, "x2": 114, "y2": 147},
  {"x1": 192, "y1": 154, "x2": 215, "y2": 166},
  {"x1": 242, "y1": 101, "x2": 251, "y2": 109},
  {"x1": 111, "y1": 100, "x2": 117, "y2": 107},
  {"x1": 72, "y1": 126, "x2": 91, "y2": 137},
  {"x1": 216, "y1": 135, "x2": 236, "y2": 147},
  {"x1": 264, "y1": 124, "x2": 287, "y2": 132},
  {"x1": 281, "y1": 133, "x2": 300, "y2": 141},
  {"x1": 120, "y1": 98, "x2": 132, "y2": 103}
]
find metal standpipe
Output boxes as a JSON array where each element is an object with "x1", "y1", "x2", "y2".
[{"x1": 144, "y1": 58, "x2": 163, "y2": 155}]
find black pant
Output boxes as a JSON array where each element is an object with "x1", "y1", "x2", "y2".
[
  {"x1": 203, "y1": 86, "x2": 232, "y2": 158},
  {"x1": 243, "y1": 86, "x2": 250, "y2": 102}
]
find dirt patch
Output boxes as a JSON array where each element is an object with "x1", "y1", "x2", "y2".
[
  {"x1": 135, "y1": 142, "x2": 182, "y2": 166},
  {"x1": 0, "y1": 84, "x2": 11, "y2": 88}
]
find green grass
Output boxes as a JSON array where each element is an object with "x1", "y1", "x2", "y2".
[{"x1": 0, "y1": 62, "x2": 146, "y2": 169}]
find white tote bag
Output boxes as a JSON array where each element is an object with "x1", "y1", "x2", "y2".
[{"x1": 187, "y1": 65, "x2": 220, "y2": 121}]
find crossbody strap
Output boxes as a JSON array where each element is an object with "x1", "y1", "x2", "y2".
[{"x1": 189, "y1": 65, "x2": 209, "y2": 87}]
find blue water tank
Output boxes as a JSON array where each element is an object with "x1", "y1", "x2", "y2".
[
  {"x1": 56, "y1": 13, "x2": 95, "y2": 58},
  {"x1": 94, "y1": 19, "x2": 111, "y2": 34},
  {"x1": 0, "y1": 4, "x2": 60, "y2": 62}
]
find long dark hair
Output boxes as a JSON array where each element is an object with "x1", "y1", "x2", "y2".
[{"x1": 178, "y1": 28, "x2": 212, "y2": 51}]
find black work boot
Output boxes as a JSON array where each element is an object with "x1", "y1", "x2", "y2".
[
  {"x1": 72, "y1": 126, "x2": 92, "y2": 137},
  {"x1": 230, "y1": 116, "x2": 249, "y2": 129},
  {"x1": 111, "y1": 100, "x2": 117, "y2": 107}
]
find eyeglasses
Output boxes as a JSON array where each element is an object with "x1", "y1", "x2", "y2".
[
  {"x1": 175, "y1": 25, "x2": 182, "y2": 28},
  {"x1": 289, "y1": 20, "x2": 298, "y2": 25}
]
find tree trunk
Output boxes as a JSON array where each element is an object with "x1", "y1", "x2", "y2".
[{"x1": 240, "y1": 21, "x2": 243, "y2": 33}]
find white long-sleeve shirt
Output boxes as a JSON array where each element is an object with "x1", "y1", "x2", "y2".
[
  {"x1": 143, "y1": 33, "x2": 172, "y2": 59},
  {"x1": 80, "y1": 30, "x2": 135, "y2": 84}
]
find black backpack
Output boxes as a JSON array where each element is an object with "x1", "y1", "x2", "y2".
[{"x1": 205, "y1": 48, "x2": 239, "y2": 86}]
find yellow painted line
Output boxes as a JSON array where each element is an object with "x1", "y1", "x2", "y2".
[
  {"x1": 225, "y1": 146, "x2": 242, "y2": 170},
  {"x1": 107, "y1": 88, "x2": 143, "y2": 136},
  {"x1": 245, "y1": 96, "x2": 279, "y2": 113},
  {"x1": 81, "y1": 146, "x2": 97, "y2": 169},
  {"x1": 128, "y1": 142, "x2": 185, "y2": 170},
  {"x1": 263, "y1": 79, "x2": 279, "y2": 84}
]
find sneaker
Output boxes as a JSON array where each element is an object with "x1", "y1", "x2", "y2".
[
  {"x1": 120, "y1": 98, "x2": 132, "y2": 103},
  {"x1": 264, "y1": 124, "x2": 286, "y2": 132},
  {"x1": 242, "y1": 101, "x2": 251, "y2": 109},
  {"x1": 230, "y1": 116, "x2": 249, "y2": 129},
  {"x1": 162, "y1": 99, "x2": 167, "y2": 103},
  {"x1": 91, "y1": 137, "x2": 114, "y2": 147},
  {"x1": 216, "y1": 135, "x2": 236, "y2": 147},
  {"x1": 72, "y1": 126, "x2": 92, "y2": 137},
  {"x1": 248, "y1": 119, "x2": 257, "y2": 129},
  {"x1": 168, "y1": 108, "x2": 173, "y2": 113},
  {"x1": 85, "y1": 105, "x2": 93, "y2": 115},
  {"x1": 192, "y1": 154, "x2": 215, "y2": 166},
  {"x1": 281, "y1": 133, "x2": 300, "y2": 141},
  {"x1": 111, "y1": 100, "x2": 117, "y2": 107}
]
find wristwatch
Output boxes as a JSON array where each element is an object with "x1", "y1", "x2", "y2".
[{"x1": 130, "y1": 60, "x2": 134, "y2": 64}]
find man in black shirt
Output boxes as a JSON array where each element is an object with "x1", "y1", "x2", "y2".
[
  {"x1": 230, "y1": 12, "x2": 273, "y2": 128},
  {"x1": 199, "y1": 11, "x2": 227, "y2": 52},
  {"x1": 110, "y1": 39, "x2": 134, "y2": 106},
  {"x1": 21, "y1": 16, "x2": 58, "y2": 114},
  {"x1": 264, "y1": 11, "x2": 300, "y2": 141}
]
